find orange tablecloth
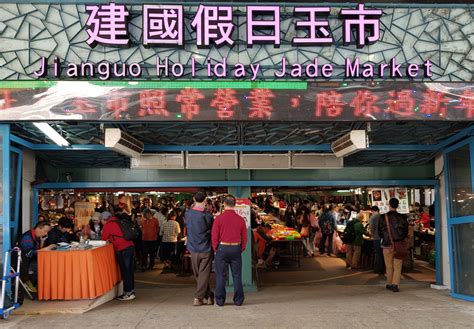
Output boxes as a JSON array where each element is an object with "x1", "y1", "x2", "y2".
[{"x1": 38, "y1": 244, "x2": 120, "y2": 300}]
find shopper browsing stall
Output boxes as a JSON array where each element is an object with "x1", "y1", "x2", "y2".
[
  {"x1": 44, "y1": 217, "x2": 75, "y2": 246},
  {"x1": 345, "y1": 213, "x2": 365, "y2": 269},
  {"x1": 82, "y1": 212, "x2": 103, "y2": 240},
  {"x1": 160, "y1": 211, "x2": 181, "y2": 270},
  {"x1": 140, "y1": 208, "x2": 160, "y2": 271},
  {"x1": 101, "y1": 211, "x2": 136, "y2": 301}
]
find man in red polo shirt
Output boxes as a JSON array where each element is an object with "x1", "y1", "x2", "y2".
[
  {"x1": 211, "y1": 195, "x2": 247, "y2": 307},
  {"x1": 101, "y1": 211, "x2": 136, "y2": 301}
]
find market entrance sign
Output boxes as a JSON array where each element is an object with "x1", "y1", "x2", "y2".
[
  {"x1": 0, "y1": 4, "x2": 471, "y2": 81},
  {"x1": 31, "y1": 3, "x2": 434, "y2": 80}
]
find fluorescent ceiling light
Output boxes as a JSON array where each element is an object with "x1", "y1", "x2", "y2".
[{"x1": 33, "y1": 122, "x2": 70, "y2": 146}]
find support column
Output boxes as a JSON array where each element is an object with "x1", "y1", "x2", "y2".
[
  {"x1": 434, "y1": 183, "x2": 442, "y2": 286},
  {"x1": 228, "y1": 186, "x2": 256, "y2": 292},
  {"x1": 434, "y1": 154, "x2": 450, "y2": 289},
  {"x1": 22, "y1": 150, "x2": 36, "y2": 232},
  {"x1": 0, "y1": 125, "x2": 11, "y2": 274}
]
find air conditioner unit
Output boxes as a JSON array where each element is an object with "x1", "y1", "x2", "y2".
[
  {"x1": 130, "y1": 153, "x2": 184, "y2": 169},
  {"x1": 331, "y1": 130, "x2": 368, "y2": 158},
  {"x1": 291, "y1": 153, "x2": 343, "y2": 169},
  {"x1": 186, "y1": 152, "x2": 238, "y2": 169},
  {"x1": 105, "y1": 128, "x2": 144, "y2": 158}
]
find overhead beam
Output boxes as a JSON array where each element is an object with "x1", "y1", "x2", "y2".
[{"x1": 33, "y1": 180, "x2": 439, "y2": 190}]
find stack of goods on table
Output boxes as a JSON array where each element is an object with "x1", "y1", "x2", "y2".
[{"x1": 270, "y1": 224, "x2": 301, "y2": 240}]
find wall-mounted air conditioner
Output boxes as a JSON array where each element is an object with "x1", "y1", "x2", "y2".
[
  {"x1": 186, "y1": 152, "x2": 238, "y2": 169},
  {"x1": 130, "y1": 153, "x2": 185, "y2": 169},
  {"x1": 331, "y1": 130, "x2": 368, "y2": 158},
  {"x1": 105, "y1": 128, "x2": 144, "y2": 158}
]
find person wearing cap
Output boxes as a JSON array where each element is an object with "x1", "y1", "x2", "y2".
[
  {"x1": 211, "y1": 195, "x2": 247, "y2": 307},
  {"x1": 185, "y1": 192, "x2": 214, "y2": 306},
  {"x1": 83, "y1": 212, "x2": 103, "y2": 240},
  {"x1": 101, "y1": 211, "x2": 136, "y2": 301},
  {"x1": 140, "y1": 208, "x2": 159, "y2": 271}
]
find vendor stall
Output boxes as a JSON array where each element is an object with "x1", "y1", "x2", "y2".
[
  {"x1": 37, "y1": 244, "x2": 120, "y2": 300},
  {"x1": 269, "y1": 224, "x2": 303, "y2": 267}
]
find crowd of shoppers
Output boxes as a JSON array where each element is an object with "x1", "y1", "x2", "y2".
[{"x1": 18, "y1": 191, "x2": 417, "y2": 307}]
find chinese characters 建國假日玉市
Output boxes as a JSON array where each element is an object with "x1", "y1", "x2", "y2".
[{"x1": 85, "y1": 4, "x2": 382, "y2": 48}]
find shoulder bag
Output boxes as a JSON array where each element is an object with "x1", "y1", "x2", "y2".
[{"x1": 385, "y1": 214, "x2": 408, "y2": 260}]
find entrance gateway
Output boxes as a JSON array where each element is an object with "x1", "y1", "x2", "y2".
[{"x1": 0, "y1": 1, "x2": 472, "y2": 304}]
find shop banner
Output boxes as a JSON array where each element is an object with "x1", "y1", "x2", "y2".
[{"x1": 0, "y1": 82, "x2": 471, "y2": 121}]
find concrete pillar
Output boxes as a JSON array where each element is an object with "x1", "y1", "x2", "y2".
[
  {"x1": 227, "y1": 186, "x2": 256, "y2": 292},
  {"x1": 22, "y1": 149, "x2": 36, "y2": 232}
]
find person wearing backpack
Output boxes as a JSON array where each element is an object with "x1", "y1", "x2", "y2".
[
  {"x1": 344, "y1": 213, "x2": 365, "y2": 269},
  {"x1": 318, "y1": 205, "x2": 336, "y2": 256},
  {"x1": 101, "y1": 211, "x2": 136, "y2": 301}
]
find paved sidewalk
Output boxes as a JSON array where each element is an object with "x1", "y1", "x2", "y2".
[{"x1": 4, "y1": 282, "x2": 473, "y2": 328}]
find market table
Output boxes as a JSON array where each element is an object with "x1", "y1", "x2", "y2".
[
  {"x1": 37, "y1": 244, "x2": 120, "y2": 300},
  {"x1": 270, "y1": 239, "x2": 304, "y2": 267}
]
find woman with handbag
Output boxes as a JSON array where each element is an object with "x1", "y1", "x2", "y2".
[{"x1": 378, "y1": 198, "x2": 409, "y2": 292}]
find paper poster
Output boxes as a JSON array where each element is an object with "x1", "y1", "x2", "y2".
[
  {"x1": 396, "y1": 188, "x2": 409, "y2": 214},
  {"x1": 370, "y1": 188, "x2": 389, "y2": 214},
  {"x1": 75, "y1": 202, "x2": 96, "y2": 228},
  {"x1": 235, "y1": 198, "x2": 251, "y2": 228},
  {"x1": 370, "y1": 188, "x2": 410, "y2": 214}
]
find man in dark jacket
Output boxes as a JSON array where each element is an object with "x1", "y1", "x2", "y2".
[
  {"x1": 44, "y1": 217, "x2": 75, "y2": 246},
  {"x1": 185, "y1": 192, "x2": 214, "y2": 306},
  {"x1": 378, "y1": 198, "x2": 409, "y2": 292}
]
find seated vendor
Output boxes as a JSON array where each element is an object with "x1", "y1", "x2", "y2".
[
  {"x1": 253, "y1": 224, "x2": 277, "y2": 268},
  {"x1": 45, "y1": 217, "x2": 75, "y2": 246},
  {"x1": 18, "y1": 221, "x2": 56, "y2": 293},
  {"x1": 416, "y1": 207, "x2": 431, "y2": 230}
]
